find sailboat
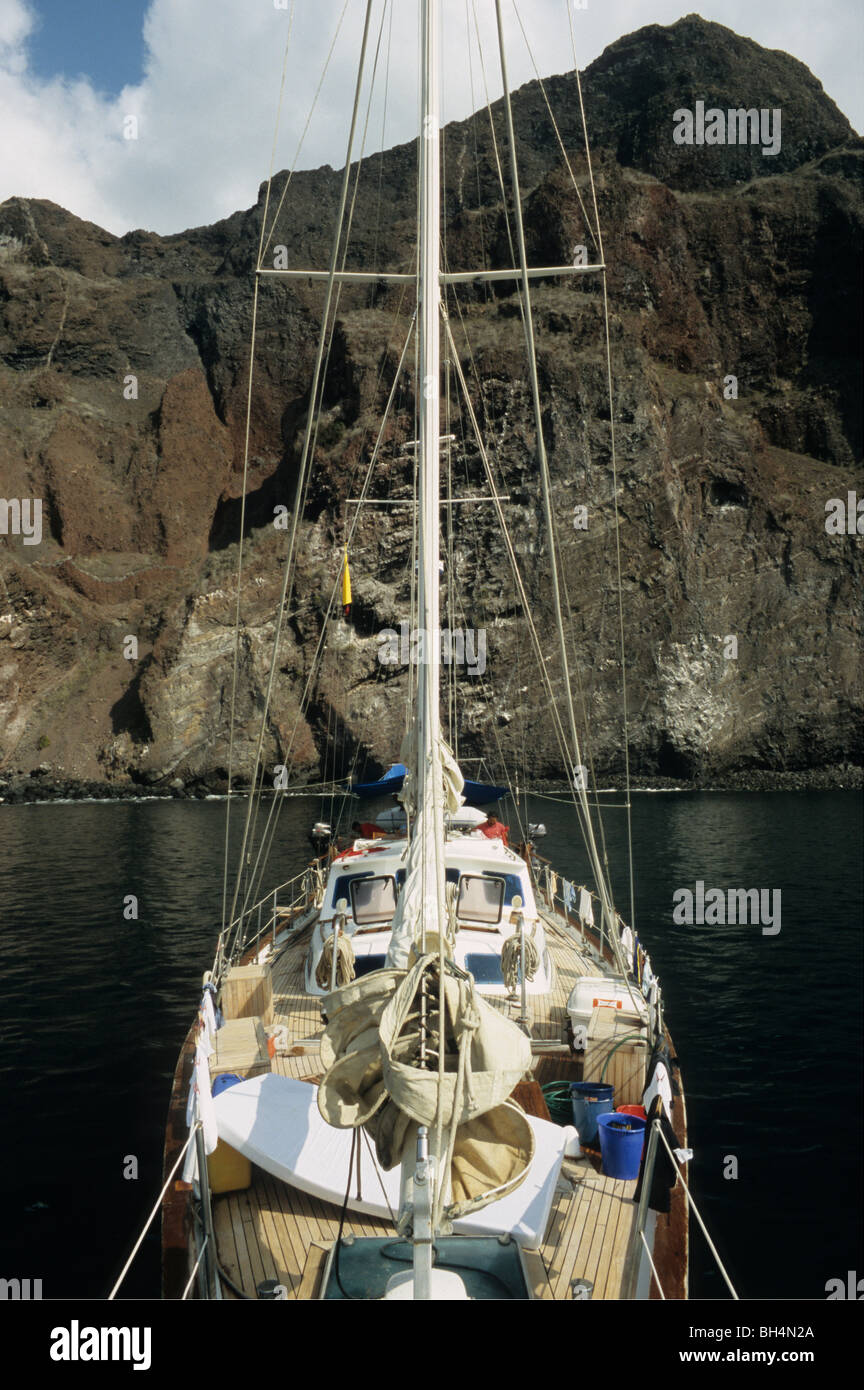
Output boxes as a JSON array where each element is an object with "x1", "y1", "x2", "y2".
[{"x1": 158, "y1": 1, "x2": 692, "y2": 1301}]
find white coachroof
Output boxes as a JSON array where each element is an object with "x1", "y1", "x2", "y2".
[{"x1": 319, "y1": 833, "x2": 536, "y2": 925}]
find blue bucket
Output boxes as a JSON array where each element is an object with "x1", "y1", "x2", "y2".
[
  {"x1": 212, "y1": 1072, "x2": 244, "y2": 1097},
  {"x1": 570, "y1": 1082, "x2": 615, "y2": 1144},
  {"x1": 597, "y1": 1112, "x2": 647, "y2": 1179}
]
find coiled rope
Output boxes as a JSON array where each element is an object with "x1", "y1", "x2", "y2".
[
  {"x1": 501, "y1": 929, "x2": 539, "y2": 995},
  {"x1": 315, "y1": 933, "x2": 356, "y2": 990}
]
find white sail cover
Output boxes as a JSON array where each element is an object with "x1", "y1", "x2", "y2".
[
  {"x1": 317, "y1": 956, "x2": 535, "y2": 1218},
  {"x1": 378, "y1": 956, "x2": 528, "y2": 1126}
]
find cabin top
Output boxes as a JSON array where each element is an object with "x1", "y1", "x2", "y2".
[{"x1": 319, "y1": 833, "x2": 538, "y2": 929}]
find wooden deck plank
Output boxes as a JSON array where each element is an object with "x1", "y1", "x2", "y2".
[
  {"x1": 213, "y1": 1194, "x2": 243, "y2": 1292},
  {"x1": 253, "y1": 1200, "x2": 291, "y2": 1288},
  {"x1": 293, "y1": 1184, "x2": 336, "y2": 1248},
  {"x1": 225, "y1": 1193, "x2": 258, "y2": 1296},
  {"x1": 266, "y1": 1173, "x2": 328, "y2": 1277},
  {"x1": 540, "y1": 1187, "x2": 570, "y2": 1256},
  {"x1": 236, "y1": 1188, "x2": 272, "y2": 1291},
  {"x1": 590, "y1": 1181, "x2": 626, "y2": 1300},
  {"x1": 254, "y1": 1173, "x2": 302, "y2": 1295},
  {"x1": 596, "y1": 1182, "x2": 637, "y2": 1301},
  {"x1": 551, "y1": 1168, "x2": 616, "y2": 1299},
  {"x1": 545, "y1": 1172, "x2": 598, "y2": 1297},
  {"x1": 277, "y1": 1188, "x2": 325, "y2": 1288},
  {"x1": 581, "y1": 1187, "x2": 614, "y2": 1291},
  {"x1": 590, "y1": 1180, "x2": 623, "y2": 1301}
]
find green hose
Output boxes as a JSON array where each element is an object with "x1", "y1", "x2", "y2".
[{"x1": 541, "y1": 1081, "x2": 576, "y2": 1126}]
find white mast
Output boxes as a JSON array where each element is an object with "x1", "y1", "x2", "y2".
[
  {"x1": 385, "y1": 0, "x2": 448, "y2": 1302},
  {"x1": 414, "y1": 0, "x2": 446, "y2": 943}
]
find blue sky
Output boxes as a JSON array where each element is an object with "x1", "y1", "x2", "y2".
[
  {"x1": 1, "y1": 0, "x2": 862, "y2": 236},
  {"x1": 23, "y1": 0, "x2": 149, "y2": 93}
]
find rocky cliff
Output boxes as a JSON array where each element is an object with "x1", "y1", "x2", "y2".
[{"x1": 1, "y1": 15, "x2": 861, "y2": 797}]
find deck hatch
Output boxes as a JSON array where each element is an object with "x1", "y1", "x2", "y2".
[
  {"x1": 350, "y1": 875, "x2": 397, "y2": 925},
  {"x1": 457, "y1": 874, "x2": 505, "y2": 923}
]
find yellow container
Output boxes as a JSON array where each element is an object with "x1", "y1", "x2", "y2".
[{"x1": 207, "y1": 1139, "x2": 252, "y2": 1194}]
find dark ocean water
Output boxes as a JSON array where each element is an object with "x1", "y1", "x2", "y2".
[{"x1": 0, "y1": 791, "x2": 860, "y2": 1301}]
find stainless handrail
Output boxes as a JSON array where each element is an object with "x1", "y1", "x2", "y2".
[{"x1": 210, "y1": 861, "x2": 322, "y2": 984}]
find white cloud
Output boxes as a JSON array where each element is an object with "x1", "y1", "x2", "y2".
[
  {"x1": 0, "y1": 0, "x2": 32, "y2": 54},
  {"x1": 0, "y1": 0, "x2": 860, "y2": 237}
]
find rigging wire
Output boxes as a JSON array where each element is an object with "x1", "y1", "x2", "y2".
[
  {"x1": 225, "y1": 0, "x2": 379, "y2": 943},
  {"x1": 443, "y1": 314, "x2": 584, "y2": 818},
  {"x1": 441, "y1": 113, "x2": 456, "y2": 754},
  {"x1": 232, "y1": 317, "x2": 417, "y2": 937},
  {"x1": 244, "y1": 0, "x2": 411, "y2": 882},
  {"x1": 491, "y1": 0, "x2": 625, "y2": 960},
  {"x1": 236, "y1": 290, "x2": 415, "y2": 924},
  {"x1": 510, "y1": 0, "x2": 600, "y2": 254},
  {"x1": 370, "y1": 0, "x2": 394, "y2": 277},
  {"x1": 566, "y1": 0, "x2": 639, "y2": 934},
  {"x1": 259, "y1": 0, "x2": 352, "y2": 266},
  {"x1": 221, "y1": 0, "x2": 343, "y2": 937},
  {"x1": 221, "y1": 1, "x2": 297, "y2": 937},
  {"x1": 464, "y1": 0, "x2": 491, "y2": 300},
  {"x1": 443, "y1": 301, "x2": 638, "y2": 1002},
  {"x1": 241, "y1": 8, "x2": 395, "y2": 885}
]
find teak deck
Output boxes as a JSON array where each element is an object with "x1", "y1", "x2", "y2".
[{"x1": 163, "y1": 896, "x2": 688, "y2": 1301}]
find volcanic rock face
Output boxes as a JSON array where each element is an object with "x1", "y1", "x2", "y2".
[{"x1": 0, "y1": 16, "x2": 861, "y2": 793}]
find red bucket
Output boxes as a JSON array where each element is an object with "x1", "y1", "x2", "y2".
[{"x1": 616, "y1": 1104, "x2": 647, "y2": 1120}]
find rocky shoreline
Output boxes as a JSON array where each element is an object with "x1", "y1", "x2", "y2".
[{"x1": 2, "y1": 762, "x2": 860, "y2": 805}]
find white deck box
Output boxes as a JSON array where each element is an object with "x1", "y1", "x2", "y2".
[{"x1": 566, "y1": 975, "x2": 647, "y2": 1036}]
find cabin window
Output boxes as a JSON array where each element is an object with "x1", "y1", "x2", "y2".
[
  {"x1": 456, "y1": 874, "x2": 504, "y2": 924},
  {"x1": 332, "y1": 871, "x2": 372, "y2": 907},
  {"x1": 350, "y1": 875, "x2": 397, "y2": 925}
]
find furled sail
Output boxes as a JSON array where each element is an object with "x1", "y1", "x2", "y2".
[
  {"x1": 317, "y1": 955, "x2": 534, "y2": 1219},
  {"x1": 386, "y1": 728, "x2": 464, "y2": 970}
]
